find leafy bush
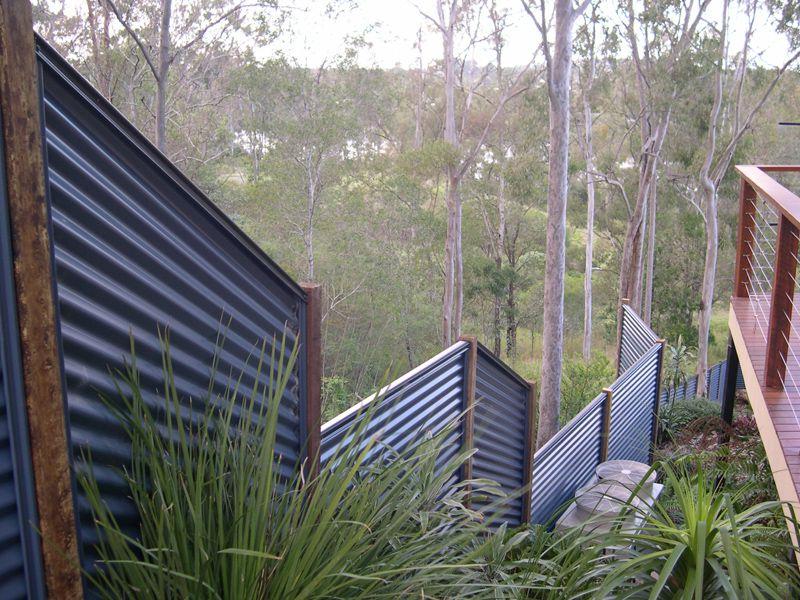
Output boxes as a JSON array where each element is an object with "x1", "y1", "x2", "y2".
[
  {"x1": 560, "y1": 354, "x2": 614, "y2": 425},
  {"x1": 321, "y1": 374, "x2": 351, "y2": 421},
  {"x1": 659, "y1": 398, "x2": 721, "y2": 442}
]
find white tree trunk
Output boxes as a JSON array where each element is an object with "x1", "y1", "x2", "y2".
[
  {"x1": 155, "y1": 0, "x2": 172, "y2": 152},
  {"x1": 537, "y1": 0, "x2": 578, "y2": 447},
  {"x1": 643, "y1": 179, "x2": 657, "y2": 325},
  {"x1": 582, "y1": 90, "x2": 595, "y2": 360}
]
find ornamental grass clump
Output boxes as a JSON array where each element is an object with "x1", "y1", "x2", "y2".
[
  {"x1": 79, "y1": 333, "x2": 508, "y2": 599},
  {"x1": 590, "y1": 459, "x2": 800, "y2": 599}
]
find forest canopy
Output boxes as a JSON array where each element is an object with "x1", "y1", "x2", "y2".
[{"x1": 33, "y1": 0, "x2": 800, "y2": 428}]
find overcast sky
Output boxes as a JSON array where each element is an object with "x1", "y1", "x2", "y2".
[{"x1": 273, "y1": 0, "x2": 793, "y2": 70}]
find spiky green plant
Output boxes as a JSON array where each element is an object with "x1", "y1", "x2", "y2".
[
  {"x1": 78, "y1": 332, "x2": 516, "y2": 599},
  {"x1": 591, "y1": 459, "x2": 800, "y2": 599}
]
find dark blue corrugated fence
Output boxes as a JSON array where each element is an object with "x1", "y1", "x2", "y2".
[
  {"x1": 34, "y1": 40, "x2": 313, "y2": 578},
  {"x1": 661, "y1": 360, "x2": 745, "y2": 405},
  {"x1": 529, "y1": 306, "x2": 664, "y2": 524},
  {"x1": 471, "y1": 344, "x2": 532, "y2": 526},
  {"x1": 320, "y1": 342, "x2": 469, "y2": 472}
]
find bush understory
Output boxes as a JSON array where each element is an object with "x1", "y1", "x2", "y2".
[{"x1": 81, "y1": 341, "x2": 800, "y2": 599}]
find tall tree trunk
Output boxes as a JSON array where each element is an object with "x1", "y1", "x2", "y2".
[
  {"x1": 643, "y1": 177, "x2": 657, "y2": 324},
  {"x1": 582, "y1": 92, "x2": 595, "y2": 360},
  {"x1": 537, "y1": 0, "x2": 579, "y2": 447},
  {"x1": 507, "y1": 273, "x2": 516, "y2": 357},
  {"x1": 414, "y1": 28, "x2": 424, "y2": 149},
  {"x1": 155, "y1": 0, "x2": 172, "y2": 152},
  {"x1": 454, "y1": 197, "x2": 463, "y2": 340},
  {"x1": 493, "y1": 279, "x2": 502, "y2": 356},
  {"x1": 440, "y1": 0, "x2": 458, "y2": 348},
  {"x1": 696, "y1": 0, "x2": 727, "y2": 397}
]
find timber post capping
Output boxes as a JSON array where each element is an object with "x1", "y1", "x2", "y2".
[
  {"x1": 616, "y1": 298, "x2": 630, "y2": 376},
  {"x1": 734, "y1": 177, "x2": 757, "y2": 298},
  {"x1": 0, "y1": 2, "x2": 83, "y2": 597},
  {"x1": 599, "y1": 388, "x2": 613, "y2": 464},
  {"x1": 300, "y1": 283, "x2": 322, "y2": 479},
  {"x1": 520, "y1": 379, "x2": 537, "y2": 524},
  {"x1": 765, "y1": 214, "x2": 799, "y2": 389},
  {"x1": 458, "y1": 335, "x2": 478, "y2": 501},
  {"x1": 650, "y1": 339, "x2": 667, "y2": 463}
]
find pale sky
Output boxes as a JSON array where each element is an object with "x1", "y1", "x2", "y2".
[
  {"x1": 52, "y1": 0, "x2": 794, "y2": 71},
  {"x1": 274, "y1": 0, "x2": 793, "y2": 70}
]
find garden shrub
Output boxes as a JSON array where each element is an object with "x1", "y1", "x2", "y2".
[
  {"x1": 559, "y1": 354, "x2": 614, "y2": 425},
  {"x1": 658, "y1": 397, "x2": 721, "y2": 442}
]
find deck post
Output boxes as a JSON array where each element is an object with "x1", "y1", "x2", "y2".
[
  {"x1": 458, "y1": 336, "x2": 478, "y2": 500},
  {"x1": 599, "y1": 388, "x2": 613, "y2": 463},
  {"x1": 734, "y1": 178, "x2": 757, "y2": 298},
  {"x1": 720, "y1": 334, "x2": 740, "y2": 443},
  {"x1": 765, "y1": 214, "x2": 799, "y2": 389},
  {"x1": 520, "y1": 380, "x2": 537, "y2": 524},
  {"x1": 0, "y1": 2, "x2": 83, "y2": 596},
  {"x1": 300, "y1": 283, "x2": 322, "y2": 479}
]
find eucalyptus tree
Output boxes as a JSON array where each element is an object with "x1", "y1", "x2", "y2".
[
  {"x1": 103, "y1": 0, "x2": 280, "y2": 153},
  {"x1": 523, "y1": 0, "x2": 592, "y2": 446},
  {"x1": 420, "y1": 0, "x2": 532, "y2": 347}
]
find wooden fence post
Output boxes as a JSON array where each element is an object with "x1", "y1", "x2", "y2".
[
  {"x1": 300, "y1": 283, "x2": 322, "y2": 479},
  {"x1": 765, "y1": 214, "x2": 799, "y2": 389},
  {"x1": 458, "y1": 336, "x2": 477, "y2": 498},
  {"x1": 599, "y1": 388, "x2": 613, "y2": 463},
  {"x1": 0, "y1": 3, "x2": 83, "y2": 596},
  {"x1": 650, "y1": 340, "x2": 667, "y2": 463},
  {"x1": 616, "y1": 298, "x2": 630, "y2": 376},
  {"x1": 520, "y1": 380, "x2": 537, "y2": 524},
  {"x1": 734, "y1": 178, "x2": 757, "y2": 298}
]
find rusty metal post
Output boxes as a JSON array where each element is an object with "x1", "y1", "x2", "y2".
[
  {"x1": 599, "y1": 388, "x2": 613, "y2": 463},
  {"x1": 649, "y1": 339, "x2": 667, "y2": 463},
  {"x1": 300, "y1": 283, "x2": 322, "y2": 479},
  {"x1": 458, "y1": 336, "x2": 477, "y2": 499},
  {"x1": 616, "y1": 298, "x2": 630, "y2": 377},
  {"x1": 0, "y1": 2, "x2": 82, "y2": 596},
  {"x1": 520, "y1": 380, "x2": 537, "y2": 524}
]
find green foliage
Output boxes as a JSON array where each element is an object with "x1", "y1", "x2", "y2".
[
  {"x1": 321, "y1": 375, "x2": 351, "y2": 422},
  {"x1": 79, "y1": 333, "x2": 515, "y2": 598},
  {"x1": 593, "y1": 460, "x2": 800, "y2": 598},
  {"x1": 559, "y1": 353, "x2": 614, "y2": 425},
  {"x1": 659, "y1": 398, "x2": 722, "y2": 442}
]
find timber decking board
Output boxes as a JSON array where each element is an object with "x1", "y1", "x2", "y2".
[{"x1": 730, "y1": 297, "x2": 800, "y2": 520}]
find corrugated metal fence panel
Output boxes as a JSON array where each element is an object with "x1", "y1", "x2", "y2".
[
  {"x1": 619, "y1": 305, "x2": 658, "y2": 374},
  {"x1": 529, "y1": 393, "x2": 604, "y2": 525},
  {"x1": 471, "y1": 346, "x2": 528, "y2": 526},
  {"x1": 37, "y1": 42, "x2": 308, "y2": 576},
  {"x1": 608, "y1": 345, "x2": 660, "y2": 464},
  {"x1": 0, "y1": 127, "x2": 47, "y2": 599},
  {"x1": 660, "y1": 360, "x2": 743, "y2": 405},
  {"x1": 320, "y1": 342, "x2": 468, "y2": 473}
]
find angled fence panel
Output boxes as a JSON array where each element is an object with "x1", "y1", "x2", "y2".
[
  {"x1": 618, "y1": 305, "x2": 659, "y2": 374},
  {"x1": 530, "y1": 393, "x2": 605, "y2": 525},
  {"x1": 608, "y1": 345, "x2": 661, "y2": 464},
  {"x1": 37, "y1": 41, "x2": 309, "y2": 576},
  {"x1": 320, "y1": 343, "x2": 468, "y2": 474},
  {"x1": 471, "y1": 345, "x2": 529, "y2": 526}
]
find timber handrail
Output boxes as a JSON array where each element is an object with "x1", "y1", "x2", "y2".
[
  {"x1": 736, "y1": 165, "x2": 800, "y2": 229},
  {"x1": 734, "y1": 165, "x2": 800, "y2": 389}
]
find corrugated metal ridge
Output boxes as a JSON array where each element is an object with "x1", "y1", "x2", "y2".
[
  {"x1": 474, "y1": 342, "x2": 531, "y2": 390},
  {"x1": 610, "y1": 344, "x2": 661, "y2": 392},
  {"x1": 534, "y1": 391, "x2": 606, "y2": 460},
  {"x1": 33, "y1": 35, "x2": 305, "y2": 300},
  {"x1": 622, "y1": 305, "x2": 659, "y2": 344},
  {"x1": 321, "y1": 340, "x2": 469, "y2": 431}
]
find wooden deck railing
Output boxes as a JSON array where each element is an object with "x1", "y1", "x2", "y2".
[{"x1": 734, "y1": 165, "x2": 800, "y2": 389}]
